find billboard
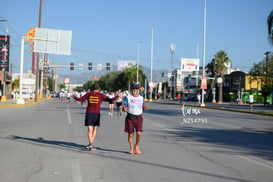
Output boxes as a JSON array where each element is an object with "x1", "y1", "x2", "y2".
[
  {"x1": 64, "y1": 78, "x2": 70, "y2": 84},
  {"x1": 117, "y1": 60, "x2": 136, "y2": 71},
  {"x1": 0, "y1": 35, "x2": 10, "y2": 71},
  {"x1": 181, "y1": 58, "x2": 199, "y2": 72},
  {"x1": 34, "y1": 28, "x2": 72, "y2": 55}
]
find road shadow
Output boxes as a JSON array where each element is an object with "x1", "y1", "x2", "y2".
[
  {"x1": 8, "y1": 135, "x2": 127, "y2": 155},
  {"x1": 144, "y1": 108, "x2": 182, "y2": 116},
  {"x1": 165, "y1": 126, "x2": 273, "y2": 160},
  {"x1": 5, "y1": 135, "x2": 252, "y2": 182}
]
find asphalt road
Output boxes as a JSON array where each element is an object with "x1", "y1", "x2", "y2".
[{"x1": 0, "y1": 99, "x2": 273, "y2": 182}]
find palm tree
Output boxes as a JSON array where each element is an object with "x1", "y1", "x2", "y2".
[
  {"x1": 267, "y1": 10, "x2": 273, "y2": 45},
  {"x1": 213, "y1": 50, "x2": 231, "y2": 104}
]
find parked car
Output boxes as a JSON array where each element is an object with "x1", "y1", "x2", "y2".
[
  {"x1": 53, "y1": 92, "x2": 60, "y2": 98},
  {"x1": 183, "y1": 95, "x2": 197, "y2": 101}
]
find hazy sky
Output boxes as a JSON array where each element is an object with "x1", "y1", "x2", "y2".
[{"x1": 1, "y1": 0, "x2": 273, "y2": 75}]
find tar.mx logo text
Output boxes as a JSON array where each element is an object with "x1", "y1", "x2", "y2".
[{"x1": 181, "y1": 104, "x2": 207, "y2": 124}]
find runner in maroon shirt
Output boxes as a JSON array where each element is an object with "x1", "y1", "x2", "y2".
[{"x1": 73, "y1": 83, "x2": 120, "y2": 151}]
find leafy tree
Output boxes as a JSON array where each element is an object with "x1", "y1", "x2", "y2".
[
  {"x1": 213, "y1": 50, "x2": 231, "y2": 104},
  {"x1": 267, "y1": 10, "x2": 273, "y2": 45},
  {"x1": 59, "y1": 83, "x2": 65, "y2": 90},
  {"x1": 12, "y1": 78, "x2": 20, "y2": 90},
  {"x1": 82, "y1": 80, "x2": 94, "y2": 91},
  {"x1": 47, "y1": 78, "x2": 52, "y2": 92}
]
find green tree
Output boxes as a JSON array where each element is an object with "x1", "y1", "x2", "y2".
[
  {"x1": 59, "y1": 83, "x2": 65, "y2": 90},
  {"x1": 213, "y1": 50, "x2": 231, "y2": 104},
  {"x1": 82, "y1": 80, "x2": 94, "y2": 91},
  {"x1": 267, "y1": 10, "x2": 273, "y2": 45},
  {"x1": 12, "y1": 78, "x2": 20, "y2": 90}
]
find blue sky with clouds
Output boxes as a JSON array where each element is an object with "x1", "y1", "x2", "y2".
[{"x1": 1, "y1": 0, "x2": 273, "y2": 74}]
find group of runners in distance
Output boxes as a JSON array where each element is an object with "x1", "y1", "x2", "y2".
[{"x1": 73, "y1": 82, "x2": 150, "y2": 155}]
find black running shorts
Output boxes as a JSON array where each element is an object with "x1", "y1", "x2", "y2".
[{"x1": 85, "y1": 112, "x2": 100, "y2": 126}]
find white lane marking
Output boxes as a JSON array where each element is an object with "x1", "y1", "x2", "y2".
[
  {"x1": 71, "y1": 159, "x2": 83, "y2": 182},
  {"x1": 237, "y1": 155, "x2": 273, "y2": 171},
  {"x1": 67, "y1": 104, "x2": 72, "y2": 124}
]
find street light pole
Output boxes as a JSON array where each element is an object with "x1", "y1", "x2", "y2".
[
  {"x1": 17, "y1": 37, "x2": 25, "y2": 104},
  {"x1": 136, "y1": 41, "x2": 143, "y2": 84},
  {"x1": 170, "y1": 43, "x2": 176, "y2": 100},
  {"x1": 201, "y1": 0, "x2": 207, "y2": 107},
  {"x1": 148, "y1": 24, "x2": 155, "y2": 102}
]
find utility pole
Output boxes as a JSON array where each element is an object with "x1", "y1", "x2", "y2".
[{"x1": 35, "y1": 0, "x2": 43, "y2": 102}]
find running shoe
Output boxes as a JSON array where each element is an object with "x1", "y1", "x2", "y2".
[
  {"x1": 129, "y1": 147, "x2": 134, "y2": 155},
  {"x1": 134, "y1": 145, "x2": 141, "y2": 154},
  {"x1": 86, "y1": 143, "x2": 93, "y2": 151}
]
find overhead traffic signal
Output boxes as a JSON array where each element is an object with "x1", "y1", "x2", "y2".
[
  {"x1": 88, "y1": 62, "x2": 92, "y2": 70},
  {"x1": 70, "y1": 62, "x2": 74, "y2": 71},
  {"x1": 106, "y1": 63, "x2": 110, "y2": 70}
]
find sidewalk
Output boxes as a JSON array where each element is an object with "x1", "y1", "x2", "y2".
[{"x1": 0, "y1": 98, "x2": 47, "y2": 108}]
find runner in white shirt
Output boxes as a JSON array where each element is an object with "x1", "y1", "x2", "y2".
[
  {"x1": 249, "y1": 93, "x2": 254, "y2": 110},
  {"x1": 123, "y1": 83, "x2": 149, "y2": 155}
]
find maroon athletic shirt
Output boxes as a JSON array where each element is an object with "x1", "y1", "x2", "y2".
[{"x1": 74, "y1": 92, "x2": 118, "y2": 113}]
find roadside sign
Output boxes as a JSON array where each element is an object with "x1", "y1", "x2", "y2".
[
  {"x1": 26, "y1": 28, "x2": 36, "y2": 42},
  {"x1": 64, "y1": 78, "x2": 70, "y2": 84}
]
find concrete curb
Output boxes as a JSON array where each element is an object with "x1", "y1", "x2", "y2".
[{"x1": 155, "y1": 101, "x2": 273, "y2": 117}]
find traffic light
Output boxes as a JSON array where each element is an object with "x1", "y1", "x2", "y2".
[
  {"x1": 161, "y1": 72, "x2": 164, "y2": 77},
  {"x1": 70, "y1": 62, "x2": 74, "y2": 71},
  {"x1": 106, "y1": 63, "x2": 110, "y2": 70},
  {"x1": 88, "y1": 62, "x2": 92, "y2": 70}
]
